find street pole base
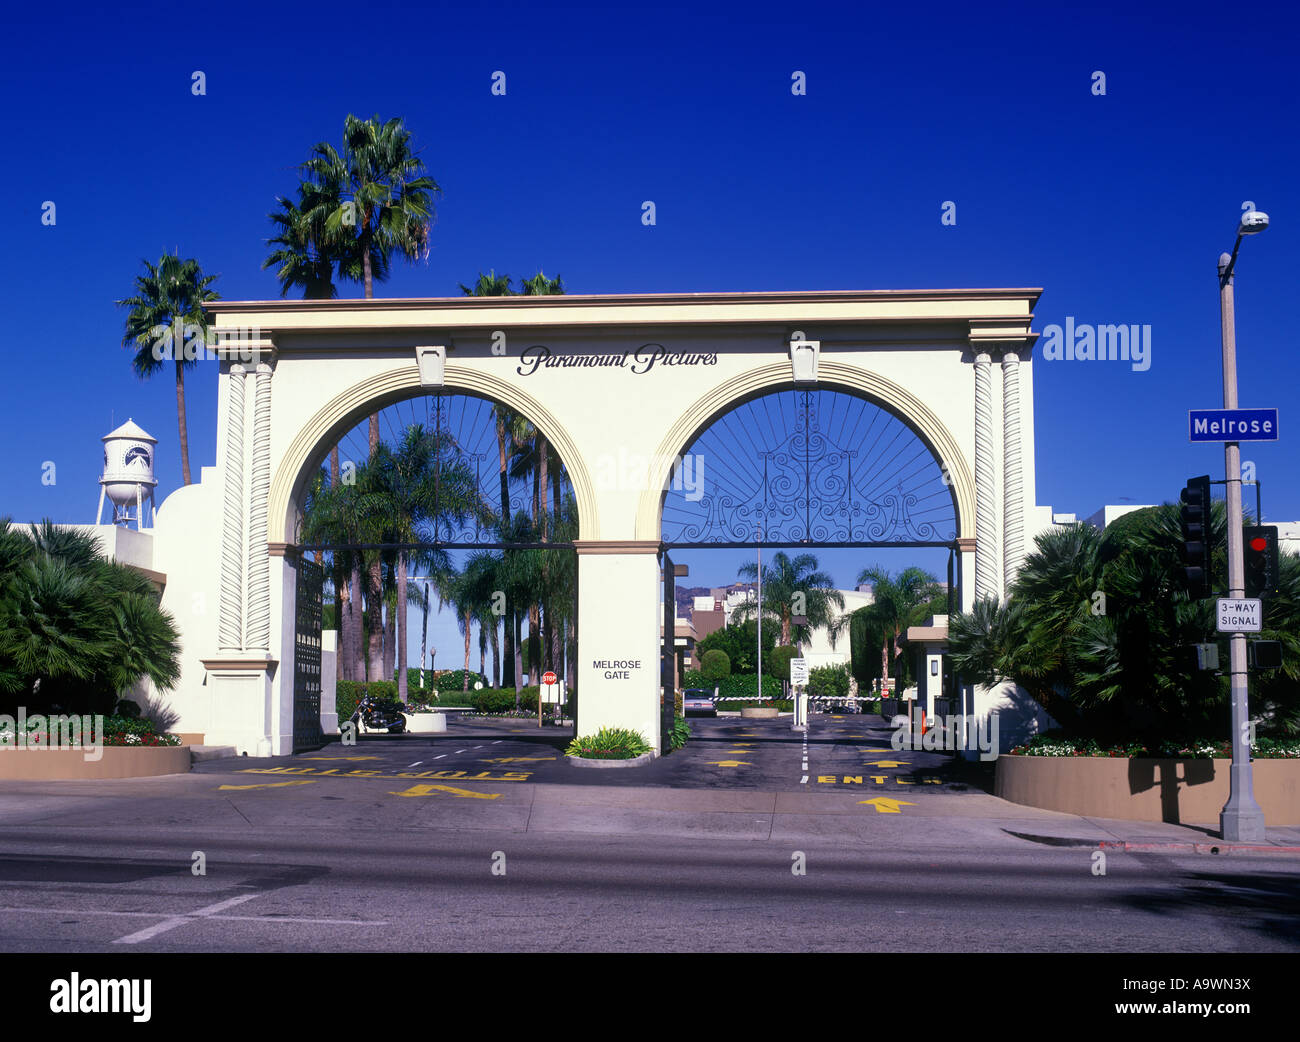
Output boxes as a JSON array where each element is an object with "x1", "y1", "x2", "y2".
[{"x1": 1219, "y1": 807, "x2": 1267, "y2": 843}]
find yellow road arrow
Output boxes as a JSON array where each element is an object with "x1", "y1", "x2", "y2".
[
  {"x1": 480, "y1": 756, "x2": 555, "y2": 763},
  {"x1": 389, "y1": 784, "x2": 501, "y2": 800},
  {"x1": 218, "y1": 780, "x2": 318, "y2": 790},
  {"x1": 865, "y1": 760, "x2": 910, "y2": 768},
  {"x1": 705, "y1": 760, "x2": 753, "y2": 767},
  {"x1": 857, "y1": 797, "x2": 914, "y2": 814}
]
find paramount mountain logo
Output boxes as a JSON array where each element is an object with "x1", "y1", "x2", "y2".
[
  {"x1": 1039, "y1": 317, "x2": 1152, "y2": 372},
  {"x1": 516, "y1": 343, "x2": 718, "y2": 377}
]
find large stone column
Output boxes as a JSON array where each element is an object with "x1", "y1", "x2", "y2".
[
  {"x1": 574, "y1": 540, "x2": 663, "y2": 752},
  {"x1": 972, "y1": 351, "x2": 999, "y2": 601},
  {"x1": 1002, "y1": 348, "x2": 1024, "y2": 591}
]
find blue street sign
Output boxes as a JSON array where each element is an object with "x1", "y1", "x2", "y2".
[{"x1": 1189, "y1": 408, "x2": 1279, "y2": 442}]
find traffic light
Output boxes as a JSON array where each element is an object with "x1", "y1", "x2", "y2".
[
  {"x1": 1243, "y1": 525, "x2": 1280, "y2": 597},
  {"x1": 1179, "y1": 475, "x2": 1213, "y2": 598},
  {"x1": 1247, "y1": 640, "x2": 1283, "y2": 669}
]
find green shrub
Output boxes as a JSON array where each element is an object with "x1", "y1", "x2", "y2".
[
  {"x1": 808, "y1": 663, "x2": 850, "y2": 699},
  {"x1": 767, "y1": 646, "x2": 798, "y2": 682},
  {"x1": 712, "y1": 674, "x2": 782, "y2": 701},
  {"x1": 335, "y1": 680, "x2": 400, "y2": 722},
  {"x1": 434, "y1": 669, "x2": 488, "y2": 692},
  {"x1": 700, "y1": 649, "x2": 731, "y2": 681},
  {"x1": 670, "y1": 716, "x2": 691, "y2": 750},
  {"x1": 567, "y1": 727, "x2": 652, "y2": 759}
]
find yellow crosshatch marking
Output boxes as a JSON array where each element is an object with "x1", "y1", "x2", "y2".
[
  {"x1": 858, "y1": 797, "x2": 914, "y2": 814},
  {"x1": 864, "y1": 760, "x2": 909, "y2": 768},
  {"x1": 218, "y1": 780, "x2": 318, "y2": 790},
  {"x1": 389, "y1": 784, "x2": 501, "y2": 800},
  {"x1": 236, "y1": 766, "x2": 531, "y2": 782},
  {"x1": 705, "y1": 760, "x2": 752, "y2": 767}
]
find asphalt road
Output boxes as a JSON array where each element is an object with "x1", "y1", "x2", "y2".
[
  {"x1": 194, "y1": 711, "x2": 989, "y2": 794},
  {"x1": 1, "y1": 712, "x2": 1296, "y2": 953},
  {"x1": 0, "y1": 820, "x2": 1296, "y2": 953}
]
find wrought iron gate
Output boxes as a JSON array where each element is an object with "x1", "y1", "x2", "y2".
[{"x1": 293, "y1": 558, "x2": 324, "y2": 752}]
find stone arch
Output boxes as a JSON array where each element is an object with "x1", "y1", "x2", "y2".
[
  {"x1": 269, "y1": 363, "x2": 598, "y2": 545},
  {"x1": 635, "y1": 360, "x2": 974, "y2": 542}
]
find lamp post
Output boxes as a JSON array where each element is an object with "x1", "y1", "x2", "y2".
[{"x1": 1217, "y1": 207, "x2": 1269, "y2": 843}]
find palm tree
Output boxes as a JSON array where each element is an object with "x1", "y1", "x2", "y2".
[
  {"x1": 304, "y1": 114, "x2": 440, "y2": 301},
  {"x1": 733, "y1": 552, "x2": 845, "y2": 648},
  {"x1": 840, "y1": 566, "x2": 942, "y2": 690},
  {"x1": 116, "y1": 253, "x2": 220, "y2": 485},
  {"x1": 263, "y1": 181, "x2": 350, "y2": 300},
  {"x1": 301, "y1": 114, "x2": 441, "y2": 627},
  {"x1": 459, "y1": 267, "x2": 566, "y2": 687}
]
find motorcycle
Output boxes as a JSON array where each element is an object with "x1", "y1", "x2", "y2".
[{"x1": 346, "y1": 692, "x2": 408, "y2": 735}]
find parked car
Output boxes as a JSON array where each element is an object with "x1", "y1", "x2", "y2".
[{"x1": 682, "y1": 687, "x2": 717, "y2": 717}]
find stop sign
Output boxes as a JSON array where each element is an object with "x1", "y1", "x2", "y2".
[{"x1": 542, "y1": 671, "x2": 558, "y2": 686}]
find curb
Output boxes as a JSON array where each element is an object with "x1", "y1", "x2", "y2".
[
  {"x1": 1004, "y1": 830, "x2": 1300, "y2": 854},
  {"x1": 566, "y1": 751, "x2": 657, "y2": 769}
]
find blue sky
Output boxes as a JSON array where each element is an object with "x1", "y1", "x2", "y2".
[{"x1": 3, "y1": 1, "x2": 1297, "y2": 672}]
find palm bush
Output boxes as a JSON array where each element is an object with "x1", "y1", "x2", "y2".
[{"x1": 0, "y1": 521, "x2": 180, "y2": 716}]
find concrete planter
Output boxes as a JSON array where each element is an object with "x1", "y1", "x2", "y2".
[
  {"x1": 741, "y1": 707, "x2": 779, "y2": 719},
  {"x1": 0, "y1": 744, "x2": 192, "y2": 780},
  {"x1": 566, "y1": 751, "x2": 657, "y2": 768},
  {"x1": 996, "y1": 754, "x2": 1300, "y2": 825},
  {"x1": 405, "y1": 713, "x2": 447, "y2": 734}
]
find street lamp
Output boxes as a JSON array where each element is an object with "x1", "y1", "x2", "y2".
[{"x1": 1217, "y1": 208, "x2": 1268, "y2": 843}]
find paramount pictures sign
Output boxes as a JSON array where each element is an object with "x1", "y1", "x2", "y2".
[{"x1": 516, "y1": 343, "x2": 718, "y2": 376}]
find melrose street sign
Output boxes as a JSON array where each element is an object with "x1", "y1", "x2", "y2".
[
  {"x1": 1217, "y1": 598, "x2": 1263, "y2": 633},
  {"x1": 1189, "y1": 408, "x2": 1279, "y2": 442}
]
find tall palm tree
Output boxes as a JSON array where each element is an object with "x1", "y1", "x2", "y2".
[
  {"x1": 302, "y1": 114, "x2": 441, "y2": 632},
  {"x1": 304, "y1": 114, "x2": 440, "y2": 301},
  {"x1": 734, "y1": 551, "x2": 845, "y2": 647},
  {"x1": 116, "y1": 253, "x2": 220, "y2": 485}
]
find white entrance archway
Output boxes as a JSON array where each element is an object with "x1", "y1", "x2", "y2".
[{"x1": 149, "y1": 289, "x2": 1048, "y2": 754}]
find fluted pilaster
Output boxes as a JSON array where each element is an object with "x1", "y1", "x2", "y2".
[
  {"x1": 973, "y1": 351, "x2": 998, "y2": 600},
  {"x1": 217, "y1": 365, "x2": 245, "y2": 651},
  {"x1": 1002, "y1": 350, "x2": 1024, "y2": 591},
  {"x1": 245, "y1": 363, "x2": 272, "y2": 650}
]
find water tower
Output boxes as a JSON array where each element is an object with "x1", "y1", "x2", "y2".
[{"x1": 96, "y1": 419, "x2": 158, "y2": 529}]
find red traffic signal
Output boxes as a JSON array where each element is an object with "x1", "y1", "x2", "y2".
[{"x1": 1243, "y1": 526, "x2": 1279, "y2": 598}]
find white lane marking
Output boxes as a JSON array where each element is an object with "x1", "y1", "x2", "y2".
[
  {"x1": 2, "y1": 905, "x2": 386, "y2": 927},
  {"x1": 800, "y1": 775, "x2": 808, "y2": 784},
  {"x1": 492, "y1": 741, "x2": 503, "y2": 745},
  {"x1": 408, "y1": 761, "x2": 423, "y2": 768},
  {"x1": 455, "y1": 749, "x2": 467, "y2": 754},
  {"x1": 433, "y1": 754, "x2": 447, "y2": 759},
  {"x1": 113, "y1": 893, "x2": 261, "y2": 945}
]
